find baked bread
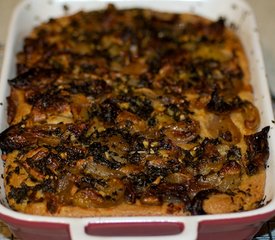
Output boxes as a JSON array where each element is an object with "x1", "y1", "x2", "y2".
[{"x1": 0, "y1": 4, "x2": 269, "y2": 216}]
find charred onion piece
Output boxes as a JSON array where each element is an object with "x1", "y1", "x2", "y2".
[
  {"x1": 0, "y1": 123, "x2": 69, "y2": 152},
  {"x1": 207, "y1": 88, "x2": 242, "y2": 114},
  {"x1": 0, "y1": 124, "x2": 37, "y2": 152},
  {"x1": 8, "y1": 68, "x2": 58, "y2": 90},
  {"x1": 244, "y1": 126, "x2": 270, "y2": 175}
]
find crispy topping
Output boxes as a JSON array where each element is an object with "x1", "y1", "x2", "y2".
[{"x1": 0, "y1": 4, "x2": 270, "y2": 215}]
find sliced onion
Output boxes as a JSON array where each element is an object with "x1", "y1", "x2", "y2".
[
  {"x1": 207, "y1": 114, "x2": 241, "y2": 144},
  {"x1": 218, "y1": 161, "x2": 241, "y2": 192},
  {"x1": 84, "y1": 158, "x2": 125, "y2": 179},
  {"x1": 163, "y1": 119, "x2": 200, "y2": 147},
  {"x1": 116, "y1": 111, "x2": 147, "y2": 133},
  {"x1": 241, "y1": 102, "x2": 260, "y2": 130}
]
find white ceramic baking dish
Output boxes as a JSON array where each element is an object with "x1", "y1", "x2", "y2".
[{"x1": 0, "y1": 0, "x2": 274, "y2": 239}]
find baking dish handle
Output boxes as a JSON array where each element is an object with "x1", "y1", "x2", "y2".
[{"x1": 69, "y1": 220, "x2": 199, "y2": 240}]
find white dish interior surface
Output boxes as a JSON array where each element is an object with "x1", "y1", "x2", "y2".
[{"x1": 0, "y1": 0, "x2": 274, "y2": 239}]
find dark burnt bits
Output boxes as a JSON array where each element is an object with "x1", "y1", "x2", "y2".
[
  {"x1": 67, "y1": 123, "x2": 88, "y2": 141},
  {"x1": 76, "y1": 176, "x2": 105, "y2": 189},
  {"x1": 119, "y1": 94, "x2": 154, "y2": 119},
  {"x1": 181, "y1": 60, "x2": 221, "y2": 92},
  {"x1": 158, "y1": 56, "x2": 243, "y2": 96},
  {"x1": 194, "y1": 138, "x2": 221, "y2": 160},
  {"x1": 25, "y1": 151, "x2": 60, "y2": 177},
  {"x1": 8, "y1": 183, "x2": 30, "y2": 204},
  {"x1": 88, "y1": 141, "x2": 108, "y2": 154},
  {"x1": 69, "y1": 78, "x2": 112, "y2": 97},
  {"x1": 202, "y1": 17, "x2": 226, "y2": 42},
  {"x1": 8, "y1": 179, "x2": 57, "y2": 207},
  {"x1": 137, "y1": 74, "x2": 153, "y2": 88},
  {"x1": 90, "y1": 98, "x2": 121, "y2": 123},
  {"x1": 184, "y1": 138, "x2": 222, "y2": 170},
  {"x1": 147, "y1": 116, "x2": 157, "y2": 127},
  {"x1": 28, "y1": 88, "x2": 69, "y2": 111},
  {"x1": 145, "y1": 164, "x2": 169, "y2": 180},
  {"x1": 126, "y1": 172, "x2": 155, "y2": 198},
  {"x1": 130, "y1": 134, "x2": 147, "y2": 152},
  {"x1": 145, "y1": 158, "x2": 182, "y2": 180},
  {"x1": 55, "y1": 145, "x2": 86, "y2": 162},
  {"x1": 206, "y1": 88, "x2": 243, "y2": 114},
  {"x1": 34, "y1": 179, "x2": 56, "y2": 194},
  {"x1": 245, "y1": 126, "x2": 270, "y2": 175},
  {"x1": 128, "y1": 151, "x2": 142, "y2": 164},
  {"x1": 165, "y1": 101, "x2": 192, "y2": 121},
  {"x1": 88, "y1": 142, "x2": 122, "y2": 169}
]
